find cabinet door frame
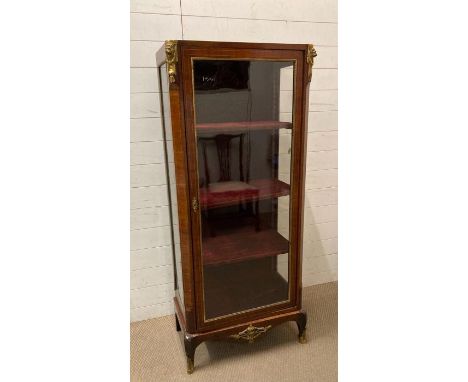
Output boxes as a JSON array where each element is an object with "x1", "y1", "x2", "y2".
[{"x1": 180, "y1": 42, "x2": 309, "y2": 332}]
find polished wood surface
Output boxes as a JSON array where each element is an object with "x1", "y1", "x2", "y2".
[
  {"x1": 174, "y1": 295, "x2": 307, "y2": 374},
  {"x1": 203, "y1": 227, "x2": 289, "y2": 266},
  {"x1": 159, "y1": 40, "x2": 311, "y2": 373},
  {"x1": 197, "y1": 120, "x2": 292, "y2": 132},
  {"x1": 199, "y1": 178, "x2": 290, "y2": 209},
  {"x1": 203, "y1": 260, "x2": 289, "y2": 319},
  {"x1": 158, "y1": 41, "x2": 198, "y2": 332},
  {"x1": 181, "y1": 44, "x2": 305, "y2": 332}
]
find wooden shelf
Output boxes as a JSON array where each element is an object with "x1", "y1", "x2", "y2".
[
  {"x1": 204, "y1": 262, "x2": 289, "y2": 319},
  {"x1": 199, "y1": 178, "x2": 290, "y2": 209},
  {"x1": 203, "y1": 227, "x2": 289, "y2": 266},
  {"x1": 196, "y1": 120, "x2": 292, "y2": 133}
]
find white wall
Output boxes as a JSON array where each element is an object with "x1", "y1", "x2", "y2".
[{"x1": 130, "y1": 0, "x2": 338, "y2": 322}]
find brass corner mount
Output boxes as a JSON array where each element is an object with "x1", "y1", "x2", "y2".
[
  {"x1": 165, "y1": 40, "x2": 178, "y2": 84},
  {"x1": 307, "y1": 44, "x2": 317, "y2": 82}
]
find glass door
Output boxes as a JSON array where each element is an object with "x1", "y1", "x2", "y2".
[{"x1": 186, "y1": 53, "x2": 300, "y2": 324}]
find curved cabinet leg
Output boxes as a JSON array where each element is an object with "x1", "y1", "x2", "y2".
[
  {"x1": 175, "y1": 314, "x2": 181, "y2": 332},
  {"x1": 296, "y1": 311, "x2": 308, "y2": 344},
  {"x1": 184, "y1": 334, "x2": 200, "y2": 374}
]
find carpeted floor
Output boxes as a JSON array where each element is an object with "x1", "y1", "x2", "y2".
[{"x1": 131, "y1": 281, "x2": 337, "y2": 382}]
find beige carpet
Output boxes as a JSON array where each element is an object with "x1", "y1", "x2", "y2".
[{"x1": 131, "y1": 281, "x2": 337, "y2": 382}]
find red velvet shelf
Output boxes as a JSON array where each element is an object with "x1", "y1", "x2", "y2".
[
  {"x1": 199, "y1": 178, "x2": 290, "y2": 209},
  {"x1": 202, "y1": 228, "x2": 289, "y2": 266},
  {"x1": 196, "y1": 120, "x2": 292, "y2": 132}
]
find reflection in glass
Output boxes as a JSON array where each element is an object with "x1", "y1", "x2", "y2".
[
  {"x1": 160, "y1": 63, "x2": 184, "y2": 305},
  {"x1": 193, "y1": 60, "x2": 295, "y2": 320}
]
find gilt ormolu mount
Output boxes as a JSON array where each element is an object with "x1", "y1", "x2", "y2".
[{"x1": 156, "y1": 40, "x2": 316, "y2": 373}]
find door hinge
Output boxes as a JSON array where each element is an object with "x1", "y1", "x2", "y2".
[{"x1": 192, "y1": 197, "x2": 199, "y2": 212}]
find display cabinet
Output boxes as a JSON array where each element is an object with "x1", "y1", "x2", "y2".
[{"x1": 156, "y1": 40, "x2": 317, "y2": 374}]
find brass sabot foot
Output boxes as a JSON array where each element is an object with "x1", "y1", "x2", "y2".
[
  {"x1": 299, "y1": 332, "x2": 307, "y2": 344},
  {"x1": 186, "y1": 358, "x2": 194, "y2": 374}
]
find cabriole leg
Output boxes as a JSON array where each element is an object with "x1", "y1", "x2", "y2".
[
  {"x1": 296, "y1": 311, "x2": 308, "y2": 344},
  {"x1": 184, "y1": 334, "x2": 198, "y2": 374},
  {"x1": 175, "y1": 314, "x2": 181, "y2": 332}
]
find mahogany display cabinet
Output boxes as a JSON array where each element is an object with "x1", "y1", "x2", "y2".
[{"x1": 156, "y1": 40, "x2": 317, "y2": 374}]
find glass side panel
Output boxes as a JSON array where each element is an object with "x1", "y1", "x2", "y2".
[
  {"x1": 160, "y1": 63, "x2": 184, "y2": 306},
  {"x1": 192, "y1": 59, "x2": 295, "y2": 320}
]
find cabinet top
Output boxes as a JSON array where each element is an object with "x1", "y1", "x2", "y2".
[{"x1": 156, "y1": 40, "x2": 316, "y2": 67}]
